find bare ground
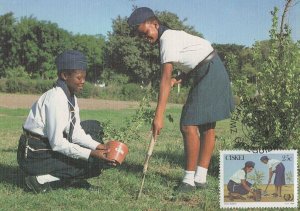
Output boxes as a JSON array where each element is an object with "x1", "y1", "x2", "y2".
[
  {"x1": 223, "y1": 184, "x2": 295, "y2": 203},
  {"x1": 0, "y1": 93, "x2": 181, "y2": 110}
]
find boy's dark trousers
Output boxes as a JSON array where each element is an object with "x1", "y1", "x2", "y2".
[
  {"x1": 227, "y1": 180, "x2": 252, "y2": 195},
  {"x1": 17, "y1": 120, "x2": 104, "y2": 180}
]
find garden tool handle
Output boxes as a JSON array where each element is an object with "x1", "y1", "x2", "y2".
[
  {"x1": 147, "y1": 135, "x2": 156, "y2": 156},
  {"x1": 264, "y1": 182, "x2": 270, "y2": 191},
  {"x1": 142, "y1": 136, "x2": 156, "y2": 173}
]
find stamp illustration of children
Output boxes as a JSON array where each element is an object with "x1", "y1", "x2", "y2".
[
  {"x1": 227, "y1": 161, "x2": 256, "y2": 200},
  {"x1": 220, "y1": 150, "x2": 297, "y2": 209},
  {"x1": 260, "y1": 155, "x2": 286, "y2": 197}
]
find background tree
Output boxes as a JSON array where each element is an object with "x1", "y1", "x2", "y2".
[
  {"x1": 16, "y1": 16, "x2": 73, "y2": 79},
  {"x1": 72, "y1": 34, "x2": 106, "y2": 82},
  {"x1": 0, "y1": 12, "x2": 19, "y2": 77},
  {"x1": 213, "y1": 44, "x2": 257, "y2": 86},
  {"x1": 0, "y1": 13, "x2": 106, "y2": 81},
  {"x1": 104, "y1": 10, "x2": 202, "y2": 87},
  {"x1": 233, "y1": 0, "x2": 300, "y2": 149}
]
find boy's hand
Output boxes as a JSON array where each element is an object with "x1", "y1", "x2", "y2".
[
  {"x1": 90, "y1": 148, "x2": 117, "y2": 166},
  {"x1": 96, "y1": 143, "x2": 107, "y2": 150}
]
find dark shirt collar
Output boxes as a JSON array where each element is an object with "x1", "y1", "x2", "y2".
[{"x1": 158, "y1": 25, "x2": 169, "y2": 40}]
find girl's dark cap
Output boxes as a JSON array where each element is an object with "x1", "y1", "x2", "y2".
[
  {"x1": 260, "y1": 156, "x2": 269, "y2": 161},
  {"x1": 127, "y1": 7, "x2": 155, "y2": 27},
  {"x1": 55, "y1": 50, "x2": 87, "y2": 72},
  {"x1": 245, "y1": 161, "x2": 255, "y2": 168}
]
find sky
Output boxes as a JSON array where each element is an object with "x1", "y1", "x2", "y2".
[
  {"x1": 222, "y1": 151, "x2": 296, "y2": 185},
  {"x1": 0, "y1": 0, "x2": 299, "y2": 46}
]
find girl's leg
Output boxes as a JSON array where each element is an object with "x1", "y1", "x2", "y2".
[
  {"x1": 179, "y1": 125, "x2": 200, "y2": 187},
  {"x1": 198, "y1": 126, "x2": 215, "y2": 168},
  {"x1": 194, "y1": 123, "x2": 216, "y2": 185},
  {"x1": 180, "y1": 125, "x2": 200, "y2": 171},
  {"x1": 278, "y1": 186, "x2": 282, "y2": 197}
]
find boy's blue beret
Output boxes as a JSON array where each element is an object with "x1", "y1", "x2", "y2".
[
  {"x1": 245, "y1": 161, "x2": 255, "y2": 168},
  {"x1": 56, "y1": 50, "x2": 87, "y2": 72}
]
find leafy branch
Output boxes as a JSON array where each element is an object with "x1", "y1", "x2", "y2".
[
  {"x1": 102, "y1": 92, "x2": 154, "y2": 143},
  {"x1": 248, "y1": 169, "x2": 265, "y2": 190}
]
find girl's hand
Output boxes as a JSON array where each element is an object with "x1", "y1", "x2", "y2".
[
  {"x1": 152, "y1": 115, "x2": 164, "y2": 138},
  {"x1": 171, "y1": 78, "x2": 182, "y2": 87}
]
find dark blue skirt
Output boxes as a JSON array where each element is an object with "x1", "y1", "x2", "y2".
[
  {"x1": 274, "y1": 162, "x2": 285, "y2": 186},
  {"x1": 180, "y1": 54, "x2": 235, "y2": 126}
]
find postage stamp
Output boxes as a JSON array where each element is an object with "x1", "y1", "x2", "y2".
[{"x1": 220, "y1": 150, "x2": 298, "y2": 209}]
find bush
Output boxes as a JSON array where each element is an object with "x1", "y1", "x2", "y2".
[
  {"x1": 3, "y1": 78, "x2": 55, "y2": 94},
  {"x1": 168, "y1": 86, "x2": 189, "y2": 104},
  {"x1": 232, "y1": 7, "x2": 300, "y2": 149},
  {"x1": 5, "y1": 78, "x2": 35, "y2": 93},
  {"x1": 120, "y1": 83, "x2": 145, "y2": 101},
  {"x1": 101, "y1": 70, "x2": 129, "y2": 85},
  {"x1": 0, "y1": 79, "x2": 7, "y2": 92},
  {"x1": 77, "y1": 81, "x2": 94, "y2": 98},
  {"x1": 35, "y1": 80, "x2": 55, "y2": 93},
  {"x1": 5, "y1": 66, "x2": 30, "y2": 79},
  {"x1": 97, "y1": 83, "x2": 123, "y2": 100},
  {"x1": 0, "y1": 76, "x2": 188, "y2": 103}
]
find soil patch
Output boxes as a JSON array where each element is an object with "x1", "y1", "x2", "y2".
[{"x1": 223, "y1": 184, "x2": 294, "y2": 202}]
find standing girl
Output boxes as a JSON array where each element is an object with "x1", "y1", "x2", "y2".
[
  {"x1": 128, "y1": 7, "x2": 234, "y2": 192},
  {"x1": 260, "y1": 156, "x2": 286, "y2": 197}
]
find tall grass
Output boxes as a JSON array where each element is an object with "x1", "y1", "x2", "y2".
[{"x1": 0, "y1": 107, "x2": 293, "y2": 211}]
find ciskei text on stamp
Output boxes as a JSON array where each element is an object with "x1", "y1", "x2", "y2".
[{"x1": 220, "y1": 150, "x2": 298, "y2": 209}]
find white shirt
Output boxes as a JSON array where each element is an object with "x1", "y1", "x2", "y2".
[
  {"x1": 23, "y1": 86, "x2": 99, "y2": 160},
  {"x1": 230, "y1": 169, "x2": 246, "y2": 184},
  {"x1": 267, "y1": 159, "x2": 281, "y2": 171},
  {"x1": 160, "y1": 30, "x2": 214, "y2": 73}
]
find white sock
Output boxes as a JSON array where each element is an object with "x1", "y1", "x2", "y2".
[
  {"x1": 194, "y1": 166, "x2": 208, "y2": 184},
  {"x1": 36, "y1": 174, "x2": 60, "y2": 184},
  {"x1": 182, "y1": 170, "x2": 195, "y2": 186}
]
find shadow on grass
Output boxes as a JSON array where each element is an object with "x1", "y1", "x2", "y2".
[
  {"x1": 0, "y1": 163, "x2": 25, "y2": 188},
  {"x1": 0, "y1": 148, "x2": 18, "y2": 153},
  {"x1": 208, "y1": 154, "x2": 220, "y2": 177},
  {"x1": 117, "y1": 161, "x2": 143, "y2": 173}
]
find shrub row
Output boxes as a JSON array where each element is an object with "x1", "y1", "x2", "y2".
[
  {"x1": 0, "y1": 78, "x2": 55, "y2": 94},
  {"x1": 0, "y1": 78, "x2": 189, "y2": 104}
]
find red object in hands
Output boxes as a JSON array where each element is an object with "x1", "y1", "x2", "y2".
[{"x1": 106, "y1": 140, "x2": 129, "y2": 165}]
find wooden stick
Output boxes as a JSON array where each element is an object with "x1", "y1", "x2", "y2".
[
  {"x1": 137, "y1": 135, "x2": 156, "y2": 199},
  {"x1": 137, "y1": 174, "x2": 146, "y2": 199}
]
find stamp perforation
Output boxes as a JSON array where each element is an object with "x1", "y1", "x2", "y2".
[{"x1": 219, "y1": 150, "x2": 298, "y2": 209}]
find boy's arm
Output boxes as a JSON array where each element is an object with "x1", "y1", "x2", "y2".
[
  {"x1": 152, "y1": 62, "x2": 173, "y2": 138},
  {"x1": 241, "y1": 179, "x2": 252, "y2": 192}
]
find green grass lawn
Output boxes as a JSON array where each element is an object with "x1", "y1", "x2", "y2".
[{"x1": 0, "y1": 107, "x2": 295, "y2": 211}]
